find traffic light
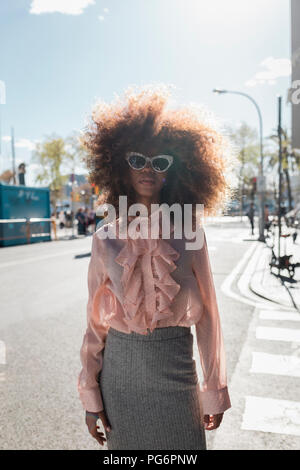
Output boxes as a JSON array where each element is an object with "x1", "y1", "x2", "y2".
[{"x1": 91, "y1": 183, "x2": 100, "y2": 195}]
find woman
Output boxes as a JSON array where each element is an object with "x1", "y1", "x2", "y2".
[{"x1": 78, "y1": 85, "x2": 235, "y2": 450}]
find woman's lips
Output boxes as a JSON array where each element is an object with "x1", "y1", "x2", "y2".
[{"x1": 139, "y1": 178, "x2": 155, "y2": 186}]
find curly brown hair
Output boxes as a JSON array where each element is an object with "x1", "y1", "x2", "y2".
[{"x1": 80, "y1": 84, "x2": 237, "y2": 219}]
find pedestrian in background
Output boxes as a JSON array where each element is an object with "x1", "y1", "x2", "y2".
[
  {"x1": 65, "y1": 209, "x2": 72, "y2": 228},
  {"x1": 246, "y1": 202, "x2": 255, "y2": 235},
  {"x1": 83, "y1": 207, "x2": 91, "y2": 234},
  {"x1": 76, "y1": 208, "x2": 86, "y2": 235},
  {"x1": 88, "y1": 209, "x2": 96, "y2": 233},
  {"x1": 58, "y1": 210, "x2": 66, "y2": 230},
  {"x1": 78, "y1": 85, "x2": 234, "y2": 450},
  {"x1": 264, "y1": 204, "x2": 271, "y2": 237},
  {"x1": 51, "y1": 212, "x2": 57, "y2": 241}
]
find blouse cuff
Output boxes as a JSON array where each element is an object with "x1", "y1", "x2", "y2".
[
  {"x1": 79, "y1": 386, "x2": 104, "y2": 413},
  {"x1": 200, "y1": 386, "x2": 231, "y2": 415}
]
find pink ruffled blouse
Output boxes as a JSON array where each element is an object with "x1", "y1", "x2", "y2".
[{"x1": 78, "y1": 213, "x2": 231, "y2": 416}]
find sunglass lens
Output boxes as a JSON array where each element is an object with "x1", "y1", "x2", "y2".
[
  {"x1": 152, "y1": 157, "x2": 170, "y2": 172},
  {"x1": 129, "y1": 154, "x2": 146, "y2": 169}
]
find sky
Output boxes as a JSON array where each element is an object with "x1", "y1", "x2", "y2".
[{"x1": 0, "y1": 0, "x2": 292, "y2": 186}]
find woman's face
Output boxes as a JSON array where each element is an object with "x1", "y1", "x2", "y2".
[{"x1": 127, "y1": 155, "x2": 168, "y2": 200}]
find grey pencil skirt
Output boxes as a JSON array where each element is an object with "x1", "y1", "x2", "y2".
[{"x1": 98, "y1": 325, "x2": 207, "y2": 450}]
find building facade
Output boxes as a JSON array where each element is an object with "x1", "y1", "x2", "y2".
[{"x1": 291, "y1": 0, "x2": 300, "y2": 153}]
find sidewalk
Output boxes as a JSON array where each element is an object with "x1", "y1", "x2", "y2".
[
  {"x1": 51, "y1": 223, "x2": 94, "y2": 241},
  {"x1": 249, "y1": 231, "x2": 300, "y2": 311}
]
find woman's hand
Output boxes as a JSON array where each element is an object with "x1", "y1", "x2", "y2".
[
  {"x1": 203, "y1": 413, "x2": 224, "y2": 430},
  {"x1": 85, "y1": 410, "x2": 112, "y2": 446}
]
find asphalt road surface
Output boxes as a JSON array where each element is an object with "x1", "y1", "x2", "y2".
[{"x1": 1, "y1": 217, "x2": 299, "y2": 450}]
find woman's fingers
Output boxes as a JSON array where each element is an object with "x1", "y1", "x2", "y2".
[
  {"x1": 99, "y1": 410, "x2": 112, "y2": 433},
  {"x1": 204, "y1": 415, "x2": 215, "y2": 430},
  {"x1": 203, "y1": 413, "x2": 224, "y2": 430},
  {"x1": 93, "y1": 427, "x2": 107, "y2": 445},
  {"x1": 85, "y1": 410, "x2": 112, "y2": 447},
  {"x1": 93, "y1": 432, "x2": 107, "y2": 446},
  {"x1": 86, "y1": 415, "x2": 107, "y2": 446},
  {"x1": 203, "y1": 414, "x2": 210, "y2": 425}
]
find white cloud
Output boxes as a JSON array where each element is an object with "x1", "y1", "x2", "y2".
[
  {"x1": 99, "y1": 7, "x2": 109, "y2": 21},
  {"x1": 30, "y1": 0, "x2": 95, "y2": 15},
  {"x1": 15, "y1": 139, "x2": 37, "y2": 151},
  {"x1": 245, "y1": 57, "x2": 291, "y2": 87},
  {"x1": 2, "y1": 136, "x2": 37, "y2": 151},
  {"x1": 0, "y1": 80, "x2": 6, "y2": 104}
]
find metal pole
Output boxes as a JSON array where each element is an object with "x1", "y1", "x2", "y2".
[
  {"x1": 11, "y1": 126, "x2": 16, "y2": 185},
  {"x1": 71, "y1": 171, "x2": 75, "y2": 239},
  {"x1": 0, "y1": 80, "x2": 6, "y2": 157},
  {"x1": 227, "y1": 91, "x2": 265, "y2": 242},
  {"x1": 213, "y1": 89, "x2": 265, "y2": 241},
  {"x1": 278, "y1": 96, "x2": 283, "y2": 275},
  {"x1": 0, "y1": 106, "x2": 2, "y2": 156}
]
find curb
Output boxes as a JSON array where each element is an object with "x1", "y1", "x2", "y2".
[{"x1": 248, "y1": 243, "x2": 295, "y2": 309}]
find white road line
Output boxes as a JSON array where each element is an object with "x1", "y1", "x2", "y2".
[
  {"x1": 221, "y1": 241, "x2": 266, "y2": 308},
  {"x1": 256, "y1": 326, "x2": 300, "y2": 343},
  {"x1": 250, "y1": 351, "x2": 300, "y2": 378},
  {"x1": 242, "y1": 396, "x2": 300, "y2": 436},
  {"x1": 237, "y1": 242, "x2": 269, "y2": 304},
  {"x1": 0, "y1": 340, "x2": 6, "y2": 365},
  {"x1": 259, "y1": 310, "x2": 300, "y2": 322},
  {"x1": 207, "y1": 246, "x2": 217, "y2": 252},
  {"x1": 0, "y1": 248, "x2": 90, "y2": 269},
  {"x1": 0, "y1": 372, "x2": 5, "y2": 382}
]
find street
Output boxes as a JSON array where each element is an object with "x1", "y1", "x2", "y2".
[{"x1": 1, "y1": 217, "x2": 299, "y2": 450}]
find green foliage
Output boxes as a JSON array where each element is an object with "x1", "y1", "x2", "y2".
[
  {"x1": 225, "y1": 121, "x2": 260, "y2": 185},
  {"x1": 32, "y1": 132, "x2": 90, "y2": 209},
  {"x1": 33, "y1": 134, "x2": 70, "y2": 206},
  {"x1": 268, "y1": 128, "x2": 300, "y2": 171},
  {"x1": 33, "y1": 135, "x2": 68, "y2": 188}
]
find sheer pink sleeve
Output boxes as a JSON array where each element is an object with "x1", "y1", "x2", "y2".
[
  {"x1": 192, "y1": 230, "x2": 231, "y2": 416},
  {"x1": 78, "y1": 232, "x2": 110, "y2": 412}
]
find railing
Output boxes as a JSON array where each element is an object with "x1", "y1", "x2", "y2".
[{"x1": 0, "y1": 217, "x2": 52, "y2": 243}]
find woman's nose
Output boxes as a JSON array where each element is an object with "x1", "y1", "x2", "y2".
[{"x1": 142, "y1": 159, "x2": 154, "y2": 171}]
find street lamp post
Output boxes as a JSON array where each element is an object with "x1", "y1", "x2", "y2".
[
  {"x1": 213, "y1": 88, "x2": 265, "y2": 242},
  {"x1": 277, "y1": 95, "x2": 283, "y2": 273},
  {"x1": 70, "y1": 172, "x2": 75, "y2": 239},
  {"x1": 0, "y1": 80, "x2": 6, "y2": 157}
]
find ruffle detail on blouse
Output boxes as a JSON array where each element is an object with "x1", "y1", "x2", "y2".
[{"x1": 115, "y1": 235, "x2": 181, "y2": 333}]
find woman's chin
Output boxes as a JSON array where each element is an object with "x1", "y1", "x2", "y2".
[{"x1": 135, "y1": 187, "x2": 158, "y2": 198}]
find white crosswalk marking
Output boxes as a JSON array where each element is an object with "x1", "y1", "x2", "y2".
[
  {"x1": 0, "y1": 341, "x2": 6, "y2": 365},
  {"x1": 259, "y1": 310, "x2": 300, "y2": 322},
  {"x1": 242, "y1": 307, "x2": 300, "y2": 439},
  {"x1": 250, "y1": 351, "x2": 300, "y2": 377},
  {"x1": 242, "y1": 396, "x2": 300, "y2": 437},
  {"x1": 256, "y1": 326, "x2": 300, "y2": 343}
]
